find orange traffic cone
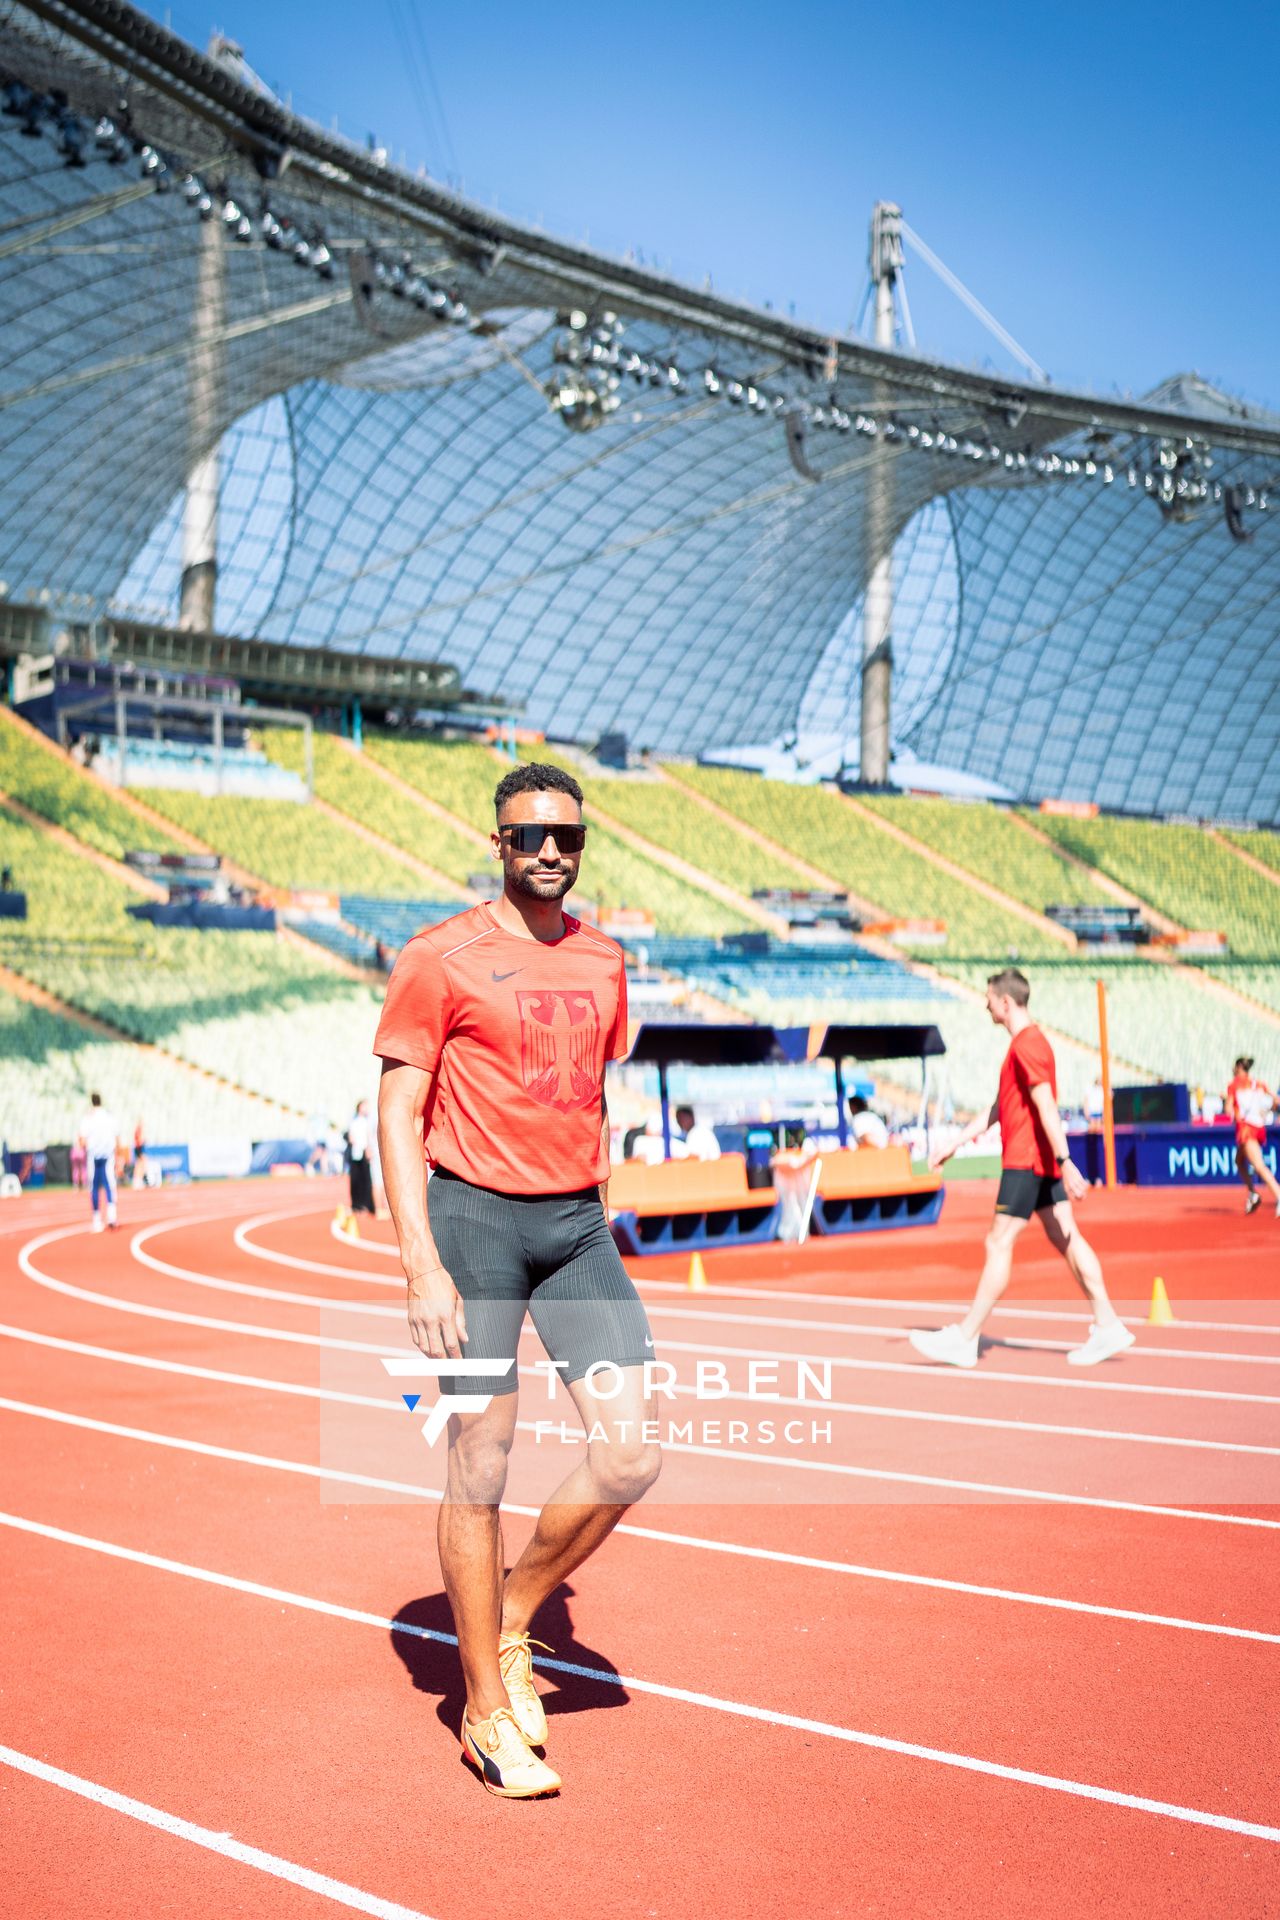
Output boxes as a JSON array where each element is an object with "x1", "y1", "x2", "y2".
[
  {"x1": 687, "y1": 1251, "x2": 708, "y2": 1292},
  {"x1": 1147, "y1": 1275, "x2": 1174, "y2": 1326}
]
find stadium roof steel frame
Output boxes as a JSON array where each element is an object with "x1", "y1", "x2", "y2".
[{"x1": 1, "y1": 0, "x2": 1279, "y2": 818}]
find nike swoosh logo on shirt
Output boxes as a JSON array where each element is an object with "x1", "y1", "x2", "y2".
[{"x1": 491, "y1": 968, "x2": 521, "y2": 982}]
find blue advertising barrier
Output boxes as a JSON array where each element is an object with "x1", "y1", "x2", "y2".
[
  {"x1": 250, "y1": 1137, "x2": 312, "y2": 1174},
  {"x1": 3, "y1": 1146, "x2": 46, "y2": 1187},
  {"x1": 1068, "y1": 1125, "x2": 1279, "y2": 1186},
  {"x1": 140, "y1": 1143, "x2": 191, "y2": 1182}
]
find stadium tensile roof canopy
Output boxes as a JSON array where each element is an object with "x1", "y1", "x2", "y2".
[{"x1": 1, "y1": 0, "x2": 1278, "y2": 820}]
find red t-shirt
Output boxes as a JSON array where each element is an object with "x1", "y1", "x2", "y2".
[
  {"x1": 373, "y1": 904, "x2": 629, "y2": 1194},
  {"x1": 997, "y1": 1024, "x2": 1058, "y2": 1175}
]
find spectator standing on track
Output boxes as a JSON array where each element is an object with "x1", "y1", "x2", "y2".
[
  {"x1": 847, "y1": 1094, "x2": 889, "y2": 1149},
  {"x1": 346, "y1": 1099, "x2": 376, "y2": 1215},
  {"x1": 1225, "y1": 1057, "x2": 1280, "y2": 1217},
  {"x1": 910, "y1": 968, "x2": 1134, "y2": 1369},
  {"x1": 77, "y1": 1093, "x2": 120, "y2": 1234},
  {"x1": 675, "y1": 1104, "x2": 721, "y2": 1160},
  {"x1": 377, "y1": 761, "x2": 658, "y2": 1801}
]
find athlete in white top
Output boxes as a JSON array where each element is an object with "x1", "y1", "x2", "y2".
[
  {"x1": 848, "y1": 1095, "x2": 890, "y2": 1149},
  {"x1": 77, "y1": 1093, "x2": 119, "y2": 1232}
]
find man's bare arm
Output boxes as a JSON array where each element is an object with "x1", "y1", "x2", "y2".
[
  {"x1": 377, "y1": 1058, "x2": 467, "y2": 1358},
  {"x1": 1030, "y1": 1081, "x2": 1086, "y2": 1200},
  {"x1": 929, "y1": 1100, "x2": 998, "y2": 1171}
]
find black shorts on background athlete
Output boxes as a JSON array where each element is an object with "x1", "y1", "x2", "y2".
[
  {"x1": 995, "y1": 1168, "x2": 1067, "y2": 1219},
  {"x1": 427, "y1": 1167, "x2": 653, "y2": 1396}
]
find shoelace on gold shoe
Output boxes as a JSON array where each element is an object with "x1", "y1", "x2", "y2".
[
  {"x1": 498, "y1": 1632, "x2": 553, "y2": 1692},
  {"x1": 472, "y1": 1705, "x2": 532, "y2": 1766}
]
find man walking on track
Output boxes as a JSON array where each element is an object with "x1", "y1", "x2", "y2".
[
  {"x1": 376, "y1": 762, "x2": 659, "y2": 1800},
  {"x1": 77, "y1": 1092, "x2": 120, "y2": 1234},
  {"x1": 910, "y1": 968, "x2": 1134, "y2": 1369},
  {"x1": 1224, "y1": 1056, "x2": 1280, "y2": 1216}
]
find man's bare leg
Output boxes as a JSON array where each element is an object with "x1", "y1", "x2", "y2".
[
  {"x1": 439, "y1": 1393, "x2": 518, "y2": 1722},
  {"x1": 502, "y1": 1367, "x2": 660, "y2": 1635},
  {"x1": 956, "y1": 1213, "x2": 1026, "y2": 1342},
  {"x1": 1038, "y1": 1201, "x2": 1121, "y2": 1326},
  {"x1": 1243, "y1": 1137, "x2": 1280, "y2": 1203}
]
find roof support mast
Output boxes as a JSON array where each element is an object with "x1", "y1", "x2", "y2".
[
  {"x1": 859, "y1": 201, "x2": 903, "y2": 787},
  {"x1": 177, "y1": 173, "x2": 222, "y2": 633}
]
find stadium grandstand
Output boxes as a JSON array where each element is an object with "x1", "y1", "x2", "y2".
[{"x1": 0, "y1": 0, "x2": 1278, "y2": 1172}]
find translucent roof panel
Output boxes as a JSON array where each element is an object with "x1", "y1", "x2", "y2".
[{"x1": 1, "y1": 3, "x2": 1278, "y2": 814}]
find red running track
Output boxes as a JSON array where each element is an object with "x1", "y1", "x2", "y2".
[{"x1": 1, "y1": 1176, "x2": 1278, "y2": 1919}]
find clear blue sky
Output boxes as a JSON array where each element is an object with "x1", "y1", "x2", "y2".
[{"x1": 145, "y1": 0, "x2": 1278, "y2": 407}]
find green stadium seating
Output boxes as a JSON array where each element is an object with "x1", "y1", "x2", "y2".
[
  {"x1": 1222, "y1": 828, "x2": 1280, "y2": 878},
  {"x1": 258, "y1": 729, "x2": 481, "y2": 887},
  {"x1": 1029, "y1": 812, "x2": 1280, "y2": 958},
  {"x1": 582, "y1": 771, "x2": 816, "y2": 898},
  {"x1": 667, "y1": 766, "x2": 1061, "y2": 954},
  {"x1": 859, "y1": 795, "x2": 1115, "y2": 913},
  {"x1": 0, "y1": 708, "x2": 180, "y2": 861},
  {"x1": 364, "y1": 735, "x2": 744, "y2": 934},
  {"x1": 0, "y1": 995, "x2": 297, "y2": 1146},
  {"x1": 0, "y1": 801, "x2": 138, "y2": 935},
  {"x1": 135, "y1": 786, "x2": 430, "y2": 896}
]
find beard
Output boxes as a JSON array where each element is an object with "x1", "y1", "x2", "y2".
[{"x1": 508, "y1": 862, "x2": 574, "y2": 901}]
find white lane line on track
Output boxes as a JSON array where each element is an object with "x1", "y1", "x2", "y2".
[
  {"x1": 33, "y1": 1221, "x2": 1280, "y2": 1411},
  {"x1": 132, "y1": 1223, "x2": 401, "y2": 1317},
  {"x1": 0, "y1": 1741, "x2": 436, "y2": 1920},
  {"x1": 628, "y1": 1275, "x2": 1280, "y2": 1339},
  {"x1": 3, "y1": 1513, "x2": 1278, "y2": 1845},
  {"x1": 240, "y1": 1211, "x2": 403, "y2": 1286},
  {"x1": 4, "y1": 1392, "x2": 1278, "y2": 1532},
  {"x1": 309, "y1": 1209, "x2": 1280, "y2": 1344},
  {"x1": 6, "y1": 1314, "x2": 1275, "y2": 1463},
  {"x1": 3, "y1": 1325, "x2": 1276, "y2": 1642}
]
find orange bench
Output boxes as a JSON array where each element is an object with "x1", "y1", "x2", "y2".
[
  {"x1": 810, "y1": 1146, "x2": 945, "y2": 1235},
  {"x1": 609, "y1": 1152, "x2": 781, "y2": 1255}
]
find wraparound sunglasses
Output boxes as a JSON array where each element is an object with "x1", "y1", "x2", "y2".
[{"x1": 499, "y1": 822, "x2": 587, "y2": 855}]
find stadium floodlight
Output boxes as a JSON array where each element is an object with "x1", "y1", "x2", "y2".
[
  {"x1": 703, "y1": 368, "x2": 722, "y2": 395},
  {"x1": 221, "y1": 196, "x2": 243, "y2": 226},
  {"x1": 448, "y1": 296, "x2": 469, "y2": 324},
  {"x1": 181, "y1": 172, "x2": 204, "y2": 203},
  {"x1": 427, "y1": 284, "x2": 450, "y2": 314},
  {"x1": 543, "y1": 364, "x2": 619, "y2": 432},
  {"x1": 94, "y1": 114, "x2": 128, "y2": 162},
  {"x1": 293, "y1": 235, "x2": 312, "y2": 266},
  {"x1": 310, "y1": 242, "x2": 333, "y2": 277},
  {"x1": 196, "y1": 189, "x2": 215, "y2": 219},
  {"x1": 568, "y1": 309, "x2": 589, "y2": 331}
]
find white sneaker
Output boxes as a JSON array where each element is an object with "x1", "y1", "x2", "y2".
[
  {"x1": 909, "y1": 1324, "x2": 979, "y2": 1368},
  {"x1": 1067, "y1": 1320, "x2": 1136, "y2": 1366},
  {"x1": 1246, "y1": 1191, "x2": 1261, "y2": 1215},
  {"x1": 91, "y1": 1217, "x2": 104, "y2": 1234}
]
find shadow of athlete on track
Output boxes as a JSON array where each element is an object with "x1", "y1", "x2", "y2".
[{"x1": 389, "y1": 1579, "x2": 628, "y2": 1741}]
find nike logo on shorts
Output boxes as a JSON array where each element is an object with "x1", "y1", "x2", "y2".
[
  {"x1": 491, "y1": 968, "x2": 521, "y2": 982},
  {"x1": 644, "y1": 1337, "x2": 654, "y2": 1348}
]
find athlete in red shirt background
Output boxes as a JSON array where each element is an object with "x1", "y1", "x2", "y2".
[
  {"x1": 910, "y1": 967, "x2": 1134, "y2": 1369},
  {"x1": 377, "y1": 762, "x2": 659, "y2": 1800},
  {"x1": 1225, "y1": 1055, "x2": 1280, "y2": 1216}
]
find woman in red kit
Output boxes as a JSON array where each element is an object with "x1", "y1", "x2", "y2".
[
  {"x1": 1225, "y1": 1055, "x2": 1280, "y2": 1216},
  {"x1": 910, "y1": 968, "x2": 1134, "y2": 1370}
]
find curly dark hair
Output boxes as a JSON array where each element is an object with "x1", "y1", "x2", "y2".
[{"x1": 493, "y1": 761, "x2": 584, "y2": 819}]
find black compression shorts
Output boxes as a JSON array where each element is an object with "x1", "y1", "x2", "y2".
[
  {"x1": 995, "y1": 1168, "x2": 1067, "y2": 1219},
  {"x1": 426, "y1": 1166, "x2": 654, "y2": 1396}
]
